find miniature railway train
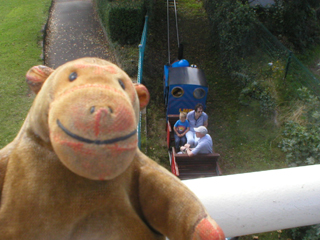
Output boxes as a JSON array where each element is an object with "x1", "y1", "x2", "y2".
[
  {"x1": 163, "y1": 0, "x2": 221, "y2": 180},
  {"x1": 163, "y1": 59, "x2": 222, "y2": 180}
]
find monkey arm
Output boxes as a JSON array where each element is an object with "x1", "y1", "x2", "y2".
[{"x1": 138, "y1": 153, "x2": 225, "y2": 240}]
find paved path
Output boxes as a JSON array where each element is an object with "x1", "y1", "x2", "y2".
[{"x1": 44, "y1": 0, "x2": 116, "y2": 69}]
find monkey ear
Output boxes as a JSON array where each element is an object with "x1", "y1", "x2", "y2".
[
  {"x1": 134, "y1": 83, "x2": 150, "y2": 110},
  {"x1": 26, "y1": 65, "x2": 54, "y2": 94}
]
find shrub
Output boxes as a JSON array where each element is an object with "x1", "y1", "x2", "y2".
[
  {"x1": 97, "y1": 0, "x2": 146, "y2": 45},
  {"x1": 279, "y1": 87, "x2": 320, "y2": 166},
  {"x1": 204, "y1": 0, "x2": 257, "y2": 72},
  {"x1": 239, "y1": 80, "x2": 276, "y2": 116},
  {"x1": 204, "y1": 1, "x2": 278, "y2": 117},
  {"x1": 108, "y1": 2, "x2": 145, "y2": 44},
  {"x1": 288, "y1": 224, "x2": 320, "y2": 240},
  {"x1": 254, "y1": 0, "x2": 320, "y2": 52},
  {"x1": 234, "y1": 60, "x2": 286, "y2": 117}
]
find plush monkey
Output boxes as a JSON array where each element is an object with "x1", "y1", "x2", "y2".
[{"x1": 0, "y1": 58, "x2": 224, "y2": 240}]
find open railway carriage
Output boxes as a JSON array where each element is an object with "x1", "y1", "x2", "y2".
[
  {"x1": 164, "y1": 60, "x2": 222, "y2": 179},
  {"x1": 166, "y1": 114, "x2": 222, "y2": 180},
  {"x1": 170, "y1": 147, "x2": 222, "y2": 180}
]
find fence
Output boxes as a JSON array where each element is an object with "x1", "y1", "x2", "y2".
[
  {"x1": 137, "y1": 15, "x2": 148, "y2": 149},
  {"x1": 252, "y1": 22, "x2": 320, "y2": 98}
]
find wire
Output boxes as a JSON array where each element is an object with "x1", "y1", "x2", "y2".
[
  {"x1": 167, "y1": 0, "x2": 181, "y2": 63},
  {"x1": 174, "y1": 0, "x2": 180, "y2": 48},
  {"x1": 167, "y1": 0, "x2": 170, "y2": 64}
]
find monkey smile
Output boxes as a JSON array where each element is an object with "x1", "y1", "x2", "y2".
[{"x1": 57, "y1": 119, "x2": 136, "y2": 145}]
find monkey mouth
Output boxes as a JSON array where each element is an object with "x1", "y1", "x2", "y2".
[{"x1": 57, "y1": 119, "x2": 136, "y2": 145}]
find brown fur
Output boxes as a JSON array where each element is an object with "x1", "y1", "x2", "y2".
[{"x1": 0, "y1": 58, "x2": 224, "y2": 240}]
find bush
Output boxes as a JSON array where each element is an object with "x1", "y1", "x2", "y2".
[
  {"x1": 203, "y1": 1, "x2": 278, "y2": 116},
  {"x1": 288, "y1": 224, "x2": 320, "y2": 240},
  {"x1": 254, "y1": 0, "x2": 320, "y2": 52},
  {"x1": 204, "y1": 0, "x2": 257, "y2": 72},
  {"x1": 239, "y1": 79, "x2": 276, "y2": 116},
  {"x1": 108, "y1": 2, "x2": 145, "y2": 44},
  {"x1": 97, "y1": 0, "x2": 146, "y2": 45},
  {"x1": 232, "y1": 58, "x2": 288, "y2": 117},
  {"x1": 279, "y1": 87, "x2": 320, "y2": 166}
]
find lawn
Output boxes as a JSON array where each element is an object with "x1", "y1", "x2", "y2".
[{"x1": 0, "y1": 0, "x2": 51, "y2": 148}]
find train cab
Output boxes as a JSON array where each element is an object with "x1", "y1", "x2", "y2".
[{"x1": 163, "y1": 59, "x2": 208, "y2": 116}]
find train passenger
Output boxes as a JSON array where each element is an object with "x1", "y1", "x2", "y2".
[
  {"x1": 186, "y1": 103, "x2": 208, "y2": 147},
  {"x1": 173, "y1": 112, "x2": 190, "y2": 151},
  {"x1": 181, "y1": 126, "x2": 213, "y2": 157}
]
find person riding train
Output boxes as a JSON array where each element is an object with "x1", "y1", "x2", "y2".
[
  {"x1": 181, "y1": 126, "x2": 213, "y2": 157},
  {"x1": 186, "y1": 103, "x2": 208, "y2": 147},
  {"x1": 173, "y1": 112, "x2": 190, "y2": 152}
]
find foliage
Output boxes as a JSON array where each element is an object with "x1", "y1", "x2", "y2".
[
  {"x1": 204, "y1": 0, "x2": 282, "y2": 117},
  {"x1": 96, "y1": 0, "x2": 152, "y2": 76},
  {"x1": 254, "y1": 0, "x2": 320, "y2": 52},
  {"x1": 239, "y1": 79, "x2": 276, "y2": 116},
  {"x1": 143, "y1": 104, "x2": 169, "y2": 169},
  {"x1": 97, "y1": 0, "x2": 146, "y2": 45},
  {"x1": 204, "y1": 0, "x2": 257, "y2": 72},
  {"x1": 279, "y1": 87, "x2": 320, "y2": 166},
  {"x1": 288, "y1": 224, "x2": 320, "y2": 240},
  {"x1": 204, "y1": 0, "x2": 320, "y2": 121},
  {"x1": 108, "y1": 2, "x2": 145, "y2": 44},
  {"x1": 239, "y1": 229, "x2": 290, "y2": 240},
  {"x1": 235, "y1": 59, "x2": 288, "y2": 116}
]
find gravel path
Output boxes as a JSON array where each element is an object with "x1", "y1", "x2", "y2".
[{"x1": 44, "y1": 0, "x2": 116, "y2": 69}]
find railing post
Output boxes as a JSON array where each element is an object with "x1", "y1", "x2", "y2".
[
  {"x1": 284, "y1": 51, "x2": 292, "y2": 80},
  {"x1": 137, "y1": 15, "x2": 149, "y2": 149}
]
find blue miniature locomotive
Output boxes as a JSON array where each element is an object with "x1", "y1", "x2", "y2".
[{"x1": 163, "y1": 59, "x2": 208, "y2": 116}]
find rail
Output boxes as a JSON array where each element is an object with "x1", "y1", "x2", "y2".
[
  {"x1": 183, "y1": 164, "x2": 320, "y2": 238},
  {"x1": 137, "y1": 15, "x2": 148, "y2": 149}
]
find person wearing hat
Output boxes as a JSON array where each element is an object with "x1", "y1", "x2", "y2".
[
  {"x1": 180, "y1": 126, "x2": 213, "y2": 157},
  {"x1": 186, "y1": 103, "x2": 208, "y2": 148}
]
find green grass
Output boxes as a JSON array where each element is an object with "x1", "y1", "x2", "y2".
[
  {"x1": 298, "y1": 44, "x2": 320, "y2": 79},
  {"x1": 239, "y1": 230, "x2": 290, "y2": 240},
  {"x1": 0, "y1": 0, "x2": 51, "y2": 148}
]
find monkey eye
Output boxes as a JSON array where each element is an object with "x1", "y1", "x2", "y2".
[
  {"x1": 69, "y1": 72, "x2": 78, "y2": 82},
  {"x1": 118, "y1": 79, "x2": 125, "y2": 90}
]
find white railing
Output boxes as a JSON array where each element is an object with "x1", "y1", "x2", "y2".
[{"x1": 183, "y1": 164, "x2": 320, "y2": 238}]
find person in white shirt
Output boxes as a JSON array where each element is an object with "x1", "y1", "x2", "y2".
[{"x1": 181, "y1": 126, "x2": 213, "y2": 157}]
